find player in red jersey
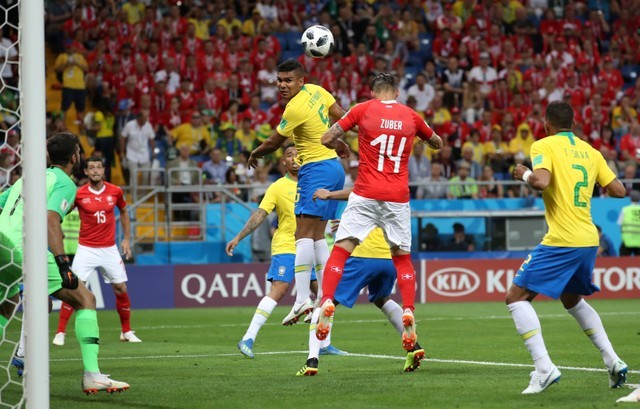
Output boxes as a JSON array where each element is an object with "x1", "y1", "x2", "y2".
[
  {"x1": 315, "y1": 73, "x2": 443, "y2": 352},
  {"x1": 53, "y1": 157, "x2": 141, "y2": 346}
]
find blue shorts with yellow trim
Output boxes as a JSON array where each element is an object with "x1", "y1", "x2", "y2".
[
  {"x1": 334, "y1": 257, "x2": 396, "y2": 308},
  {"x1": 513, "y1": 245, "x2": 599, "y2": 299},
  {"x1": 267, "y1": 254, "x2": 317, "y2": 283},
  {"x1": 296, "y1": 158, "x2": 345, "y2": 220}
]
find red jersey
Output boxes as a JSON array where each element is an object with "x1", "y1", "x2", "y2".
[
  {"x1": 75, "y1": 182, "x2": 126, "y2": 248},
  {"x1": 338, "y1": 100, "x2": 434, "y2": 203}
]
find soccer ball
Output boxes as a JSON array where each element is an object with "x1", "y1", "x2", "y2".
[{"x1": 301, "y1": 25, "x2": 334, "y2": 58}]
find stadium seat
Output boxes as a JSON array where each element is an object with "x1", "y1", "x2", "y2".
[
  {"x1": 273, "y1": 32, "x2": 289, "y2": 50},
  {"x1": 407, "y1": 51, "x2": 425, "y2": 70},
  {"x1": 285, "y1": 31, "x2": 303, "y2": 52},
  {"x1": 417, "y1": 32, "x2": 433, "y2": 59}
]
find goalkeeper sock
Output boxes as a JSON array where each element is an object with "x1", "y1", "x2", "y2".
[
  {"x1": 243, "y1": 296, "x2": 277, "y2": 341},
  {"x1": 57, "y1": 301, "x2": 74, "y2": 333},
  {"x1": 381, "y1": 299, "x2": 405, "y2": 334},
  {"x1": 508, "y1": 301, "x2": 553, "y2": 374},
  {"x1": 115, "y1": 292, "x2": 132, "y2": 333},
  {"x1": 294, "y1": 239, "x2": 314, "y2": 305},
  {"x1": 567, "y1": 299, "x2": 620, "y2": 368},
  {"x1": 75, "y1": 309, "x2": 100, "y2": 373},
  {"x1": 392, "y1": 254, "x2": 416, "y2": 311}
]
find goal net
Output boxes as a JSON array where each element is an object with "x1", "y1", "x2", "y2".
[{"x1": 0, "y1": 0, "x2": 26, "y2": 406}]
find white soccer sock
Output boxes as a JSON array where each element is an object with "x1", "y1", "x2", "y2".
[
  {"x1": 567, "y1": 299, "x2": 620, "y2": 368},
  {"x1": 508, "y1": 301, "x2": 553, "y2": 374},
  {"x1": 313, "y1": 239, "x2": 330, "y2": 298},
  {"x1": 243, "y1": 296, "x2": 277, "y2": 342},
  {"x1": 294, "y1": 238, "x2": 315, "y2": 305},
  {"x1": 17, "y1": 315, "x2": 25, "y2": 357},
  {"x1": 308, "y1": 308, "x2": 322, "y2": 360},
  {"x1": 381, "y1": 299, "x2": 405, "y2": 335}
]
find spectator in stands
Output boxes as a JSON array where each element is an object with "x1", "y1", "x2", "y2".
[
  {"x1": 257, "y1": 57, "x2": 278, "y2": 105},
  {"x1": 479, "y1": 165, "x2": 504, "y2": 198},
  {"x1": 202, "y1": 148, "x2": 228, "y2": 185},
  {"x1": 91, "y1": 98, "x2": 116, "y2": 182},
  {"x1": 509, "y1": 123, "x2": 534, "y2": 159},
  {"x1": 216, "y1": 122, "x2": 243, "y2": 160},
  {"x1": 408, "y1": 142, "x2": 431, "y2": 199},
  {"x1": 0, "y1": 129, "x2": 20, "y2": 169},
  {"x1": 613, "y1": 96, "x2": 638, "y2": 140},
  {"x1": 419, "y1": 162, "x2": 448, "y2": 199},
  {"x1": 618, "y1": 190, "x2": 640, "y2": 256},
  {"x1": 442, "y1": 56, "x2": 465, "y2": 109},
  {"x1": 420, "y1": 223, "x2": 442, "y2": 252},
  {"x1": 120, "y1": 109, "x2": 155, "y2": 186},
  {"x1": 170, "y1": 112, "x2": 212, "y2": 156},
  {"x1": 45, "y1": 0, "x2": 72, "y2": 54},
  {"x1": 167, "y1": 144, "x2": 200, "y2": 221},
  {"x1": 55, "y1": 40, "x2": 88, "y2": 125},
  {"x1": 468, "y1": 52, "x2": 497, "y2": 96},
  {"x1": 448, "y1": 161, "x2": 478, "y2": 199},
  {"x1": 0, "y1": 29, "x2": 18, "y2": 87},
  {"x1": 462, "y1": 128, "x2": 485, "y2": 165},
  {"x1": 406, "y1": 73, "x2": 436, "y2": 112},
  {"x1": 596, "y1": 225, "x2": 617, "y2": 257},
  {"x1": 436, "y1": 144, "x2": 456, "y2": 179},
  {"x1": 235, "y1": 118, "x2": 256, "y2": 152},
  {"x1": 619, "y1": 123, "x2": 640, "y2": 165},
  {"x1": 446, "y1": 222, "x2": 475, "y2": 252},
  {"x1": 457, "y1": 146, "x2": 482, "y2": 179},
  {"x1": 621, "y1": 164, "x2": 640, "y2": 195}
]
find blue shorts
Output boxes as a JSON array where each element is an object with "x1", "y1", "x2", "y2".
[
  {"x1": 334, "y1": 257, "x2": 396, "y2": 308},
  {"x1": 296, "y1": 158, "x2": 345, "y2": 220},
  {"x1": 267, "y1": 254, "x2": 316, "y2": 283},
  {"x1": 513, "y1": 245, "x2": 599, "y2": 299}
]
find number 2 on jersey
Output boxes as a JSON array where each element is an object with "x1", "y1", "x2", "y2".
[
  {"x1": 572, "y1": 164, "x2": 588, "y2": 208},
  {"x1": 370, "y1": 134, "x2": 407, "y2": 173},
  {"x1": 94, "y1": 210, "x2": 106, "y2": 224}
]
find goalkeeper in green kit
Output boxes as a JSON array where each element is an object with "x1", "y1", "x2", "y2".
[{"x1": 0, "y1": 132, "x2": 129, "y2": 394}]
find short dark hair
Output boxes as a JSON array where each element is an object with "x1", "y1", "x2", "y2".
[
  {"x1": 545, "y1": 101, "x2": 574, "y2": 130},
  {"x1": 282, "y1": 143, "x2": 296, "y2": 154},
  {"x1": 277, "y1": 59, "x2": 304, "y2": 76},
  {"x1": 84, "y1": 156, "x2": 104, "y2": 169},
  {"x1": 371, "y1": 72, "x2": 397, "y2": 93},
  {"x1": 47, "y1": 132, "x2": 79, "y2": 166},
  {"x1": 453, "y1": 222, "x2": 465, "y2": 233}
]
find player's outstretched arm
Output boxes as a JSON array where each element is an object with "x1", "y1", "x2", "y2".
[
  {"x1": 321, "y1": 122, "x2": 351, "y2": 158},
  {"x1": 119, "y1": 205, "x2": 132, "y2": 260},
  {"x1": 225, "y1": 208, "x2": 269, "y2": 256},
  {"x1": 603, "y1": 179, "x2": 626, "y2": 198},
  {"x1": 248, "y1": 132, "x2": 288, "y2": 168},
  {"x1": 313, "y1": 187, "x2": 353, "y2": 202},
  {"x1": 513, "y1": 164, "x2": 550, "y2": 191}
]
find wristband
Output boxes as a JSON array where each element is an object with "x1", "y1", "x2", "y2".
[{"x1": 522, "y1": 170, "x2": 532, "y2": 184}]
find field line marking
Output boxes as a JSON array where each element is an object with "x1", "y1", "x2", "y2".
[{"x1": 49, "y1": 350, "x2": 640, "y2": 375}]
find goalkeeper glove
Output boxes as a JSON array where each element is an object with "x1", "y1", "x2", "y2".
[{"x1": 55, "y1": 255, "x2": 79, "y2": 289}]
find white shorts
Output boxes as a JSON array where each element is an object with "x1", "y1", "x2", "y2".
[
  {"x1": 72, "y1": 244, "x2": 128, "y2": 284},
  {"x1": 335, "y1": 193, "x2": 412, "y2": 252}
]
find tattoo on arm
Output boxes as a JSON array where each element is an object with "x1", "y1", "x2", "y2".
[
  {"x1": 236, "y1": 209, "x2": 268, "y2": 241},
  {"x1": 322, "y1": 123, "x2": 346, "y2": 148}
]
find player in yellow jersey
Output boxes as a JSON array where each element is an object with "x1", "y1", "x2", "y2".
[
  {"x1": 248, "y1": 59, "x2": 352, "y2": 326},
  {"x1": 227, "y1": 145, "x2": 342, "y2": 358},
  {"x1": 508, "y1": 101, "x2": 628, "y2": 394},
  {"x1": 295, "y1": 188, "x2": 426, "y2": 376}
]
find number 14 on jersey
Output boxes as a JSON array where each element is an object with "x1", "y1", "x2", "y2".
[{"x1": 371, "y1": 134, "x2": 407, "y2": 174}]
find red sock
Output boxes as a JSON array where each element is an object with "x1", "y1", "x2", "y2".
[
  {"x1": 392, "y1": 254, "x2": 415, "y2": 311},
  {"x1": 116, "y1": 292, "x2": 132, "y2": 333},
  {"x1": 320, "y1": 245, "x2": 352, "y2": 305},
  {"x1": 57, "y1": 302, "x2": 74, "y2": 333}
]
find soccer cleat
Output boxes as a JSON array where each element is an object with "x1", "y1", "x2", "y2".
[
  {"x1": 282, "y1": 298, "x2": 315, "y2": 326},
  {"x1": 315, "y1": 299, "x2": 335, "y2": 341},
  {"x1": 237, "y1": 339, "x2": 255, "y2": 359},
  {"x1": 120, "y1": 331, "x2": 142, "y2": 343},
  {"x1": 401, "y1": 309, "x2": 417, "y2": 351},
  {"x1": 608, "y1": 360, "x2": 628, "y2": 388},
  {"x1": 404, "y1": 348, "x2": 425, "y2": 372},
  {"x1": 522, "y1": 365, "x2": 561, "y2": 394},
  {"x1": 319, "y1": 345, "x2": 348, "y2": 356},
  {"x1": 616, "y1": 387, "x2": 640, "y2": 403},
  {"x1": 53, "y1": 332, "x2": 66, "y2": 346},
  {"x1": 296, "y1": 358, "x2": 318, "y2": 376},
  {"x1": 82, "y1": 374, "x2": 129, "y2": 395},
  {"x1": 11, "y1": 356, "x2": 24, "y2": 377}
]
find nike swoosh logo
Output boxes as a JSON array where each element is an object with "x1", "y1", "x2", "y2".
[{"x1": 293, "y1": 305, "x2": 308, "y2": 314}]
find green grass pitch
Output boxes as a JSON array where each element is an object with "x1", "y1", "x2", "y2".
[{"x1": 6, "y1": 299, "x2": 640, "y2": 408}]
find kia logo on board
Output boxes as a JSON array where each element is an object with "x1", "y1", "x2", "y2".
[{"x1": 427, "y1": 267, "x2": 480, "y2": 297}]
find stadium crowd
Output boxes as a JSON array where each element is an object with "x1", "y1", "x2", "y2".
[{"x1": 1, "y1": 0, "x2": 640, "y2": 200}]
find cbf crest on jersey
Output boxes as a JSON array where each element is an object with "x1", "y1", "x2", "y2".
[{"x1": 278, "y1": 266, "x2": 286, "y2": 277}]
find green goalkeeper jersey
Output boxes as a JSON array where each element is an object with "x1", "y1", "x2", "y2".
[{"x1": 0, "y1": 167, "x2": 77, "y2": 247}]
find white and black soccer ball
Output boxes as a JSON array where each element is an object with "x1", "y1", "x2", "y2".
[{"x1": 301, "y1": 25, "x2": 334, "y2": 58}]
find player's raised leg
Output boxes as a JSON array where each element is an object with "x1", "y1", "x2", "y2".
[{"x1": 562, "y1": 294, "x2": 627, "y2": 388}]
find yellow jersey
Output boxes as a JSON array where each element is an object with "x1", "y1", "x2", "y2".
[
  {"x1": 258, "y1": 175, "x2": 297, "y2": 255},
  {"x1": 352, "y1": 227, "x2": 391, "y2": 259},
  {"x1": 531, "y1": 132, "x2": 616, "y2": 247},
  {"x1": 94, "y1": 111, "x2": 114, "y2": 138},
  {"x1": 54, "y1": 53, "x2": 87, "y2": 90},
  {"x1": 122, "y1": 2, "x2": 145, "y2": 24},
  {"x1": 277, "y1": 83, "x2": 338, "y2": 165},
  {"x1": 170, "y1": 124, "x2": 212, "y2": 154}
]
